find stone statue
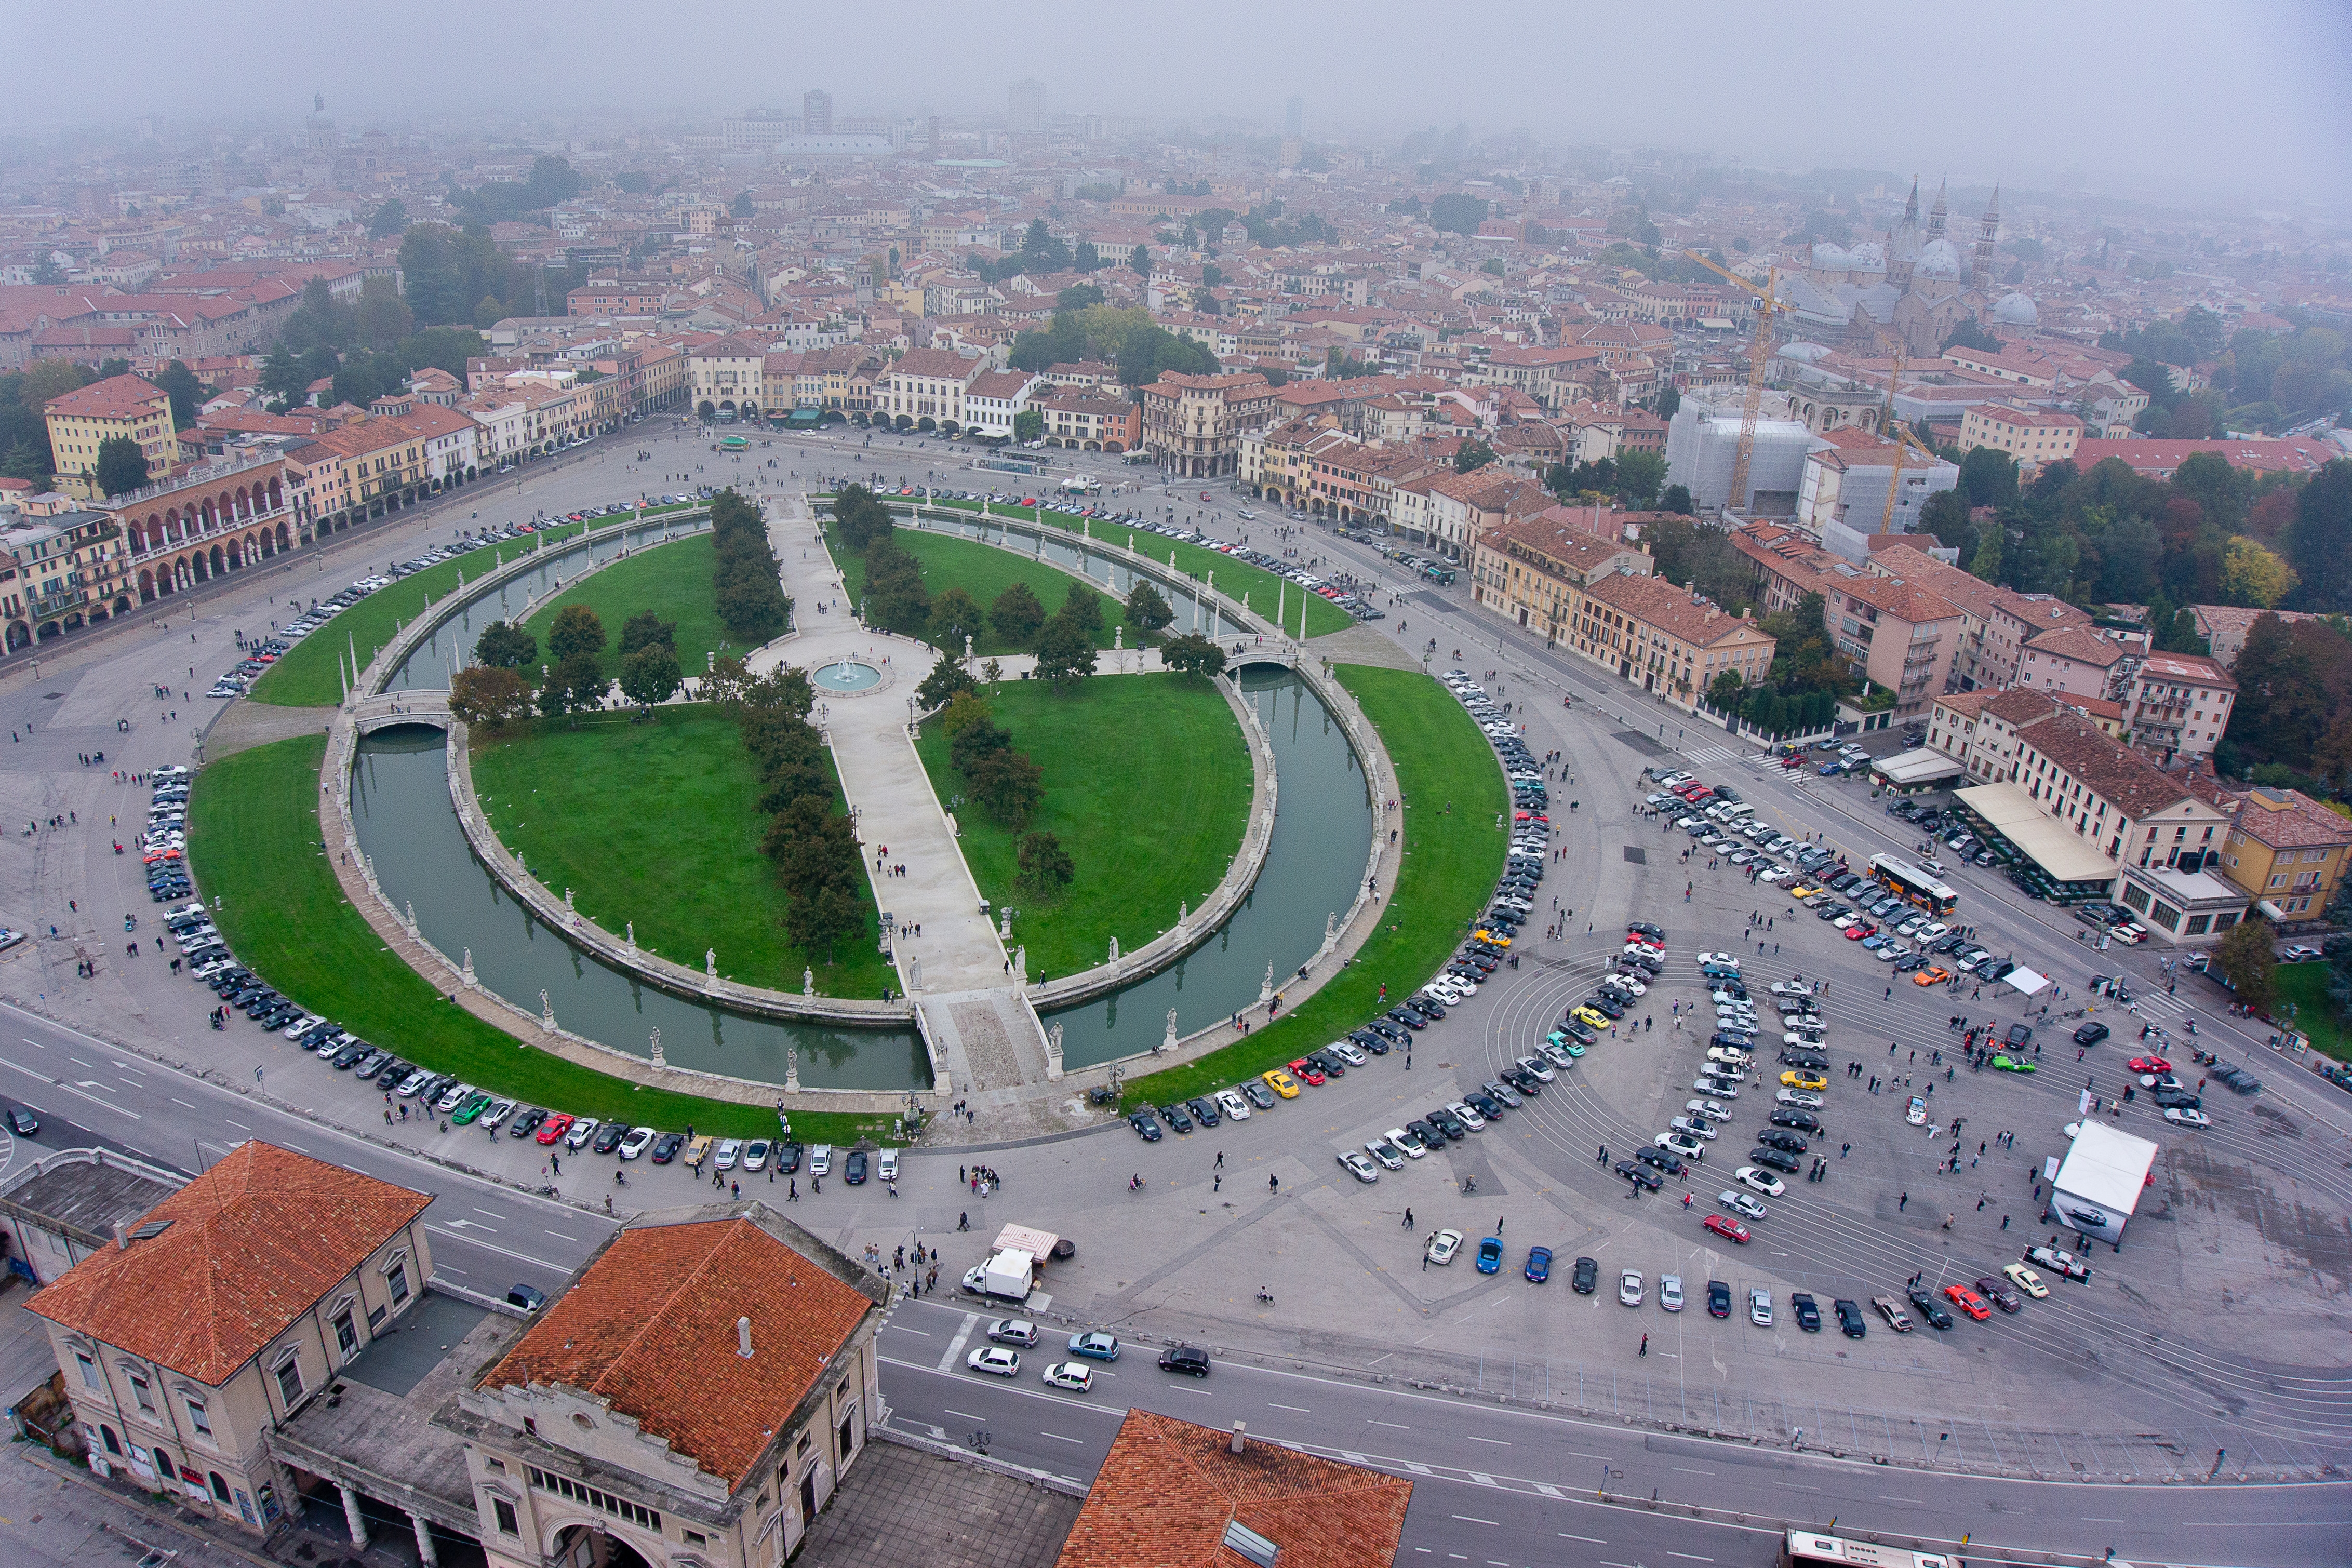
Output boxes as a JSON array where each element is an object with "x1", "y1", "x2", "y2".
[
  {"x1": 999, "y1": 905, "x2": 1013, "y2": 940},
  {"x1": 706, "y1": 948, "x2": 718, "y2": 982},
  {"x1": 461, "y1": 947, "x2": 475, "y2": 987},
  {"x1": 1162, "y1": 1007, "x2": 1179, "y2": 1054},
  {"x1": 785, "y1": 1044, "x2": 800, "y2": 1093},
  {"x1": 965, "y1": 633, "x2": 974, "y2": 665},
  {"x1": 1014, "y1": 945, "x2": 1027, "y2": 982},
  {"x1": 403, "y1": 899, "x2": 416, "y2": 934},
  {"x1": 540, "y1": 989, "x2": 554, "y2": 1029},
  {"x1": 649, "y1": 1027, "x2": 663, "y2": 1066},
  {"x1": 625, "y1": 920, "x2": 635, "y2": 950},
  {"x1": 1326, "y1": 910, "x2": 1337, "y2": 945},
  {"x1": 1178, "y1": 900, "x2": 1188, "y2": 926},
  {"x1": 1260, "y1": 962, "x2": 1275, "y2": 1004},
  {"x1": 566, "y1": 888, "x2": 575, "y2": 911},
  {"x1": 1114, "y1": 626, "x2": 1123, "y2": 651},
  {"x1": 908, "y1": 956, "x2": 923, "y2": 989},
  {"x1": 1108, "y1": 934, "x2": 1120, "y2": 964},
  {"x1": 804, "y1": 967, "x2": 815, "y2": 997},
  {"x1": 1046, "y1": 1022, "x2": 1064, "y2": 1082}
]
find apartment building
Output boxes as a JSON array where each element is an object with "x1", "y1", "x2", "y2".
[
  {"x1": 1958, "y1": 403, "x2": 2083, "y2": 467},
  {"x1": 2119, "y1": 651, "x2": 2236, "y2": 765},
  {"x1": 1866, "y1": 543, "x2": 2097, "y2": 691},
  {"x1": 2187, "y1": 604, "x2": 2316, "y2": 669},
  {"x1": 1035, "y1": 387, "x2": 1139, "y2": 451},
  {"x1": 875, "y1": 347, "x2": 984, "y2": 428},
  {"x1": 959, "y1": 369, "x2": 1040, "y2": 439},
  {"x1": 1562, "y1": 572, "x2": 1776, "y2": 713},
  {"x1": 44, "y1": 373, "x2": 179, "y2": 499},
  {"x1": 1470, "y1": 516, "x2": 1652, "y2": 644},
  {"x1": 1822, "y1": 570, "x2": 1961, "y2": 717},
  {"x1": 1138, "y1": 371, "x2": 1278, "y2": 478},
  {"x1": 2015, "y1": 624, "x2": 2128, "y2": 699},
  {"x1": 690, "y1": 334, "x2": 769, "y2": 419},
  {"x1": 27, "y1": 1143, "x2": 434, "y2": 1540},
  {"x1": 2203, "y1": 784, "x2": 2352, "y2": 921}
]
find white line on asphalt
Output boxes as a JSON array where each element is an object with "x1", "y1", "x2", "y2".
[
  {"x1": 1039, "y1": 1432, "x2": 1084, "y2": 1444},
  {"x1": 55, "y1": 1082, "x2": 139, "y2": 1119},
  {"x1": 1369, "y1": 1420, "x2": 1410, "y2": 1430},
  {"x1": 422, "y1": 1225, "x2": 557, "y2": 1269},
  {"x1": 944, "y1": 1409, "x2": 983, "y2": 1423},
  {"x1": 887, "y1": 1325, "x2": 932, "y2": 1336},
  {"x1": 113, "y1": 1062, "x2": 143, "y2": 1074},
  {"x1": 1668, "y1": 1553, "x2": 1715, "y2": 1563},
  {"x1": 1268, "y1": 1402, "x2": 1309, "y2": 1413},
  {"x1": 1878, "y1": 1495, "x2": 1925, "y2": 1505},
  {"x1": 1468, "y1": 1473, "x2": 1495, "y2": 1487},
  {"x1": 473, "y1": 1207, "x2": 502, "y2": 1217},
  {"x1": 18, "y1": 1039, "x2": 43, "y2": 1049},
  {"x1": 543, "y1": 1230, "x2": 576, "y2": 1241},
  {"x1": 2081, "y1": 1518, "x2": 2123, "y2": 1524},
  {"x1": 171, "y1": 1098, "x2": 196, "y2": 1109},
  {"x1": 1407, "y1": 1463, "x2": 1434, "y2": 1476},
  {"x1": 1450, "y1": 1516, "x2": 1499, "y2": 1526},
  {"x1": 69, "y1": 1057, "x2": 95, "y2": 1070},
  {"x1": 1558, "y1": 1534, "x2": 1604, "y2": 1544},
  {"x1": 1672, "y1": 1466, "x2": 1714, "y2": 1475},
  {"x1": 1463, "y1": 1435, "x2": 1509, "y2": 1445},
  {"x1": 1773, "y1": 1482, "x2": 1821, "y2": 1492},
  {"x1": 1603, "y1": 1560, "x2": 1642, "y2": 1567},
  {"x1": 225, "y1": 1119, "x2": 250, "y2": 1129},
  {"x1": 937, "y1": 1313, "x2": 980, "y2": 1373},
  {"x1": 1534, "y1": 1486, "x2": 1564, "y2": 1499}
]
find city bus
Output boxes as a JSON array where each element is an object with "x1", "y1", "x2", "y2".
[
  {"x1": 1778, "y1": 1527, "x2": 2074, "y2": 1568},
  {"x1": 1869, "y1": 853, "x2": 1958, "y2": 916}
]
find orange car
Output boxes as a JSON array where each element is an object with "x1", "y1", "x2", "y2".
[
  {"x1": 1943, "y1": 1282, "x2": 1992, "y2": 1321},
  {"x1": 1910, "y1": 966, "x2": 1953, "y2": 986}
]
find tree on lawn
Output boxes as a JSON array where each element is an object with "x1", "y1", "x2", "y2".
[
  {"x1": 547, "y1": 604, "x2": 607, "y2": 664},
  {"x1": 473, "y1": 621, "x2": 536, "y2": 669},
  {"x1": 1016, "y1": 830, "x2": 1075, "y2": 895},
  {"x1": 618, "y1": 644, "x2": 683, "y2": 716},
  {"x1": 93, "y1": 434, "x2": 149, "y2": 497},
  {"x1": 950, "y1": 714, "x2": 1012, "y2": 774},
  {"x1": 1032, "y1": 615, "x2": 1095, "y2": 685},
  {"x1": 1058, "y1": 581, "x2": 1106, "y2": 638},
  {"x1": 928, "y1": 586, "x2": 985, "y2": 651},
  {"x1": 2214, "y1": 914, "x2": 2277, "y2": 1015},
  {"x1": 1707, "y1": 670, "x2": 1745, "y2": 713},
  {"x1": 989, "y1": 582, "x2": 1046, "y2": 647},
  {"x1": 1124, "y1": 580, "x2": 1173, "y2": 639},
  {"x1": 1159, "y1": 632, "x2": 1226, "y2": 679},
  {"x1": 916, "y1": 654, "x2": 974, "y2": 711},
  {"x1": 449, "y1": 667, "x2": 533, "y2": 731},
  {"x1": 940, "y1": 689, "x2": 995, "y2": 740},
  {"x1": 537, "y1": 654, "x2": 607, "y2": 720},
  {"x1": 618, "y1": 611, "x2": 676, "y2": 658},
  {"x1": 1013, "y1": 408, "x2": 1043, "y2": 444},
  {"x1": 969, "y1": 748, "x2": 1046, "y2": 826}
]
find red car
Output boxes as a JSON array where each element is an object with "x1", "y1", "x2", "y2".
[
  {"x1": 536, "y1": 1113, "x2": 575, "y2": 1146},
  {"x1": 1781, "y1": 755, "x2": 1807, "y2": 769},
  {"x1": 1287, "y1": 1057, "x2": 1326, "y2": 1087},
  {"x1": 1943, "y1": 1283, "x2": 1991, "y2": 1321},
  {"x1": 1702, "y1": 1214, "x2": 1751, "y2": 1244},
  {"x1": 2127, "y1": 1056, "x2": 2171, "y2": 1075},
  {"x1": 1843, "y1": 923, "x2": 1875, "y2": 940}
]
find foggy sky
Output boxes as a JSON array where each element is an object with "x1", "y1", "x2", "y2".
[{"x1": 9, "y1": 0, "x2": 2348, "y2": 215}]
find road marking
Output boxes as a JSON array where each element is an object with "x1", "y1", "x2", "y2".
[
  {"x1": 2081, "y1": 1518, "x2": 2123, "y2": 1524},
  {"x1": 938, "y1": 1312, "x2": 980, "y2": 1373},
  {"x1": 888, "y1": 1325, "x2": 932, "y2": 1336},
  {"x1": 543, "y1": 1229, "x2": 576, "y2": 1241},
  {"x1": 1369, "y1": 1420, "x2": 1411, "y2": 1430},
  {"x1": 18, "y1": 1039, "x2": 42, "y2": 1049},
  {"x1": 1774, "y1": 1482, "x2": 1821, "y2": 1492},
  {"x1": 1878, "y1": 1495, "x2": 1925, "y2": 1505},
  {"x1": 1468, "y1": 1473, "x2": 1496, "y2": 1487},
  {"x1": 1672, "y1": 1466, "x2": 1714, "y2": 1475},
  {"x1": 1463, "y1": 1435, "x2": 1509, "y2": 1445},
  {"x1": 1268, "y1": 1402, "x2": 1309, "y2": 1413},
  {"x1": 1559, "y1": 1533, "x2": 1604, "y2": 1544},
  {"x1": 1407, "y1": 1462, "x2": 1434, "y2": 1475},
  {"x1": 422, "y1": 1226, "x2": 556, "y2": 1269},
  {"x1": 1450, "y1": 1516, "x2": 1499, "y2": 1526},
  {"x1": 1669, "y1": 1554, "x2": 1716, "y2": 1563},
  {"x1": 473, "y1": 1207, "x2": 502, "y2": 1217},
  {"x1": 69, "y1": 1057, "x2": 96, "y2": 1070},
  {"x1": 225, "y1": 1119, "x2": 250, "y2": 1130},
  {"x1": 944, "y1": 1409, "x2": 983, "y2": 1423},
  {"x1": 56, "y1": 1082, "x2": 138, "y2": 1119},
  {"x1": 171, "y1": 1098, "x2": 197, "y2": 1109},
  {"x1": 1039, "y1": 1431, "x2": 1084, "y2": 1444}
]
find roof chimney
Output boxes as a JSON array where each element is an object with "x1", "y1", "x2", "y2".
[
  {"x1": 1230, "y1": 1420, "x2": 1247, "y2": 1454},
  {"x1": 113, "y1": 1222, "x2": 129, "y2": 1251},
  {"x1": 737, "y1": 1317, "x2": 754, "y2": 1359}
]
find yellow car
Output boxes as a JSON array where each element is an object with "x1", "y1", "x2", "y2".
[
  {"x1": 1911, "y1": 966, "x2": 1953, "y2": 986},
  {"x1": 2001, "y1": 1261, "x2": 2049, "y2": 1299},
  {"x1": 682, "y1": 1133, "x2": 715, "y2": 1169},
  {"x1": 1789, "y1": 884, "x2": 1818, "y2": 899},
  {"x1": 1476, "y1": 930, "x2": 1512, "y2": 948},
  {"x1": 1780, "y1": 1070, "x2": 1828, "y2": 1091},
  {"x1": 1261, "y1": 1068, "x2": 1300, "y2": 1100},
  {"x1": 1571, "y1": 1006, "x2": 1613, "y2": 1031}
]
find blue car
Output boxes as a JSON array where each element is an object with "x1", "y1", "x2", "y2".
[
  {"x1": 1818, "y1": 762, "x2": 1845, "y2": 776},
  {"x1": 1065, "y1": 1331, "x2": 1121, "y2": 1361},
  {"x1": 1524, "y1": 1245, "x2": 1553, "y2": 1283},
  {"x1": 1476, "y1": 1237, "x2": 1504, "y2": 1275}
]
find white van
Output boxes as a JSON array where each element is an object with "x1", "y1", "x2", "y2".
[{"x1": 810, "y1": 1144, "x2": 833, "y2": 1177}]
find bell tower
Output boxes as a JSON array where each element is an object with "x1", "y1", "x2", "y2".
[{"x1": 1971, "y1": 183, "x2": 2001, "y2": 293}]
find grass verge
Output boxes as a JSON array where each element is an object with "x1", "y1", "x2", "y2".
[
  {"x1": 470, "y1": 706, "x2": 893, "y2": 997},
  {"x1": 520, "y1": 533, "x2": 743, "y2": 676},
  {"x1": 826, "y1": 526, "x2": 1122, "y2": 655},
  {"x1": 250, "y1": 503, "x2": 700, "y2": 708},
  {"x1": 2274, "y1": 961, "x2": 2350, "y2": 1062},
  {"x1": 835, "y1": 494, "x2": 1357, "y2": 638},
  {"x1": 911, "y1": 674, "x2": 1251, "y2": 979},
  {"x1": 186, "y1": 734, "x2": 890, "y2": 1142},
  {"x1": 1118, "y1": 664, "x2": 1505, "y2": 1108}
]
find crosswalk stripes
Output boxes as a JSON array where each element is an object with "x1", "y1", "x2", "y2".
[{"x1": 1681, "y1": 744, "x2": 1751, "y2": 770}]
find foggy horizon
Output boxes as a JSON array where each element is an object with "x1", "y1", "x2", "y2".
[{"x1": 6, "y1": 0, "x2": 2348, "y2": 217}]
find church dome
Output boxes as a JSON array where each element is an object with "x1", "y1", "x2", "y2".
[
  {"x1": 1809, "y1": 243, "x2": 1851, "y2": 270},
  {"x1": 1914, "y1": 239, "x2": 1962, "y2": 280},
  {"x1": 1845, "y1": 240, "x2": 1886, "y2": 271},
  {"x1": 1994, "y1": 291, "x2": 2039, "y2": 326},
  {"x1": 1781, "y1": 341, "x2": 1832, "y2": 363}
]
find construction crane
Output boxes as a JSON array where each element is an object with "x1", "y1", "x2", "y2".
[
  {"x1": 1681, "y1": 249, "x2": 1792, "y2": 517},
  {"x1": 1868, "y1": 331, "x2": 1943, "y2": 534}
]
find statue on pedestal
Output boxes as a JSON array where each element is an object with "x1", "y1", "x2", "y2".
[
  {"x1": 540, "y1": 989, "x2": 554, "y2": 1030},
  {"x1": 1260, "y1": 962, "x2": 1274, "y2": 1004},
  {"x1": 625, "y1": 920, "x2": 635, "y2": 950},
  {"x1": 785, "y1": 1043, "x2": 800, "y2": 1093},
  {"x1": 804, "y1": 967, "x2": 815, "y2": 997},
  {"x1": 705, "y1": 948, "x2": 718, "y2": 984},
  {"x1": 462, "y1": 948, "x2": 475, "y2": 987},
  {"x1": 908, "y1": 956, "x2": 923, "y2": 989},
  {"x1": 1108, "y1": 934, "x2": 1120, "y2": 964},
  {"x1": 1162, "y1": 1007, "x2": 1179, "y2": 1054},
  {"x1": 999, "y1": 905, "x2": 1013, "y2": 940},
  {"x1": 649, "y1": 1027, "x2": 663, "y2": 1066},
  {"x1": 1014, "y1": 945, "x2": 1027, "y2": 983},
  {"x1": 404, "y1": 899, "x2": 416, "y2": 935}
]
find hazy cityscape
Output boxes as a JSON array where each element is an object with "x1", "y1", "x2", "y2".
[{"x1": 0, "y1": 13, "x2": 2347, "y2": 1568}]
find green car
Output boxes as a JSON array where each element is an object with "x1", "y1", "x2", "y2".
[
  {"x1": 1990, "y1": 1054, "x2": 2036, "y2": 1074},
  {"x1": 450, "y1": 1090, "x2": 495, "y2": 1123},
  {"x1": 1545, "y1": 1031, "x2": 1587, "y2": 1058}
]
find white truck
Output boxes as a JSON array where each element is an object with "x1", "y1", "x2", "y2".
[{"x1": 960, "y1": 1248, "x2": 1037, "y2": 1304}]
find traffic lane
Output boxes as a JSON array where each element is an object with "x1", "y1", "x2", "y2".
[
  {"x1": 0, "y1": 999, "x2": 608, "y2": 1297},
  {"x1": 875, "y1": 1302, "x2": 2352, "y2": 1567}
]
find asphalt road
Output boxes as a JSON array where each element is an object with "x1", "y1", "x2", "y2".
[{"x1": 874, "y1": 1294, "x2": 2348, "y2": 1568}]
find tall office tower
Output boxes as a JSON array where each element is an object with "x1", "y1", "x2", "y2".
[
  {"x1": 803, "y1": 89, "x2": 833, "y2": 135},
  {"x1": 1009, "y1": 78, "x2": 1046, "y2": 133},
  {"x1": 1285, "y1": 95, "x2": 1304, "y2": 138}
]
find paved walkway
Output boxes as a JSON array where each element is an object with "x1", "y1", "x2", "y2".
[{"x1": 749, "y1": 492, "x2": 1053, "y2": 1098}]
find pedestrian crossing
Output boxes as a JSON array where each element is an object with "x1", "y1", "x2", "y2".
[{"x1": 1680, "y1": 743, "x2": 1754, "y2": 771}]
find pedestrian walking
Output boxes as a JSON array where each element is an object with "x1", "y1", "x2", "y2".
[{"x1": 1639, "y1": 1333, "x2": 1649, "y2": 1357}]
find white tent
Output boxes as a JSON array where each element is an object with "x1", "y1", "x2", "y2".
[
  {"x1": 2003, "y1": 967, "x2": 2050, "y2": 996},
  {"x1": 2050, "y1": 1121, "x2": 2158, "y2": 1243}
]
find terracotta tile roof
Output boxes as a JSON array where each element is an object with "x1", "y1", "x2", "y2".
[
  {"x1": 1829, "y1": 570, "x2": 1961, "y2": 625},
  {"x1": 2224, "y1": 787, "x2": 2352, "y2": 850},
  {"x1": 1054, "y1": 1410, "x2": 1411, "y2": 1568},
  {"x1": 479, "y1": 1210, "x2": 878, "y2": 1489},
  {"x1": 890, "y1": 349, "x2": 982, "y2": 381},
  {"x1": 43, "y1": 372, "x2": 169, "y2": 420},
  {"x1": 2015, "y1": 706, "x2": 2195, "y2": 821},
  {"x1": 1584, "y1": 572, "x2": 1773, "y2": 650},
  {"x1": 2025, "y1": 625, "x2": 2127, "y2": 668},
  {"x1": 26, "y1": 1142, "x2": 430, "y2": 1386},
  {"x1": 2133, "y1": 651, "x2": 2237, "y2": 692}
]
